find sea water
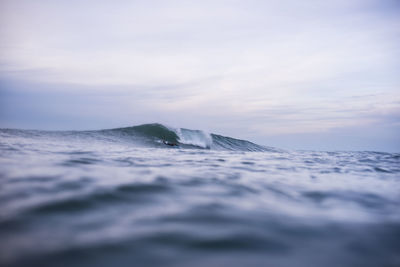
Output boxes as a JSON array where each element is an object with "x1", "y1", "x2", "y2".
[{"x1": 0, "y1": 124, "x2": 399, "y2": 267}]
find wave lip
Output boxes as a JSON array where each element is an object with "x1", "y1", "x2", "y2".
[{"x1": 175, "y1": 127, "x2": 212, "y2": 149}]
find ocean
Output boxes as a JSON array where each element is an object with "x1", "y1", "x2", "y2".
[{"x1": 0, "y1": 123, "x2": 399, "y2": 267}]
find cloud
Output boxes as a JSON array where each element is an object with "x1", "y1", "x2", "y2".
[{"x1": 0, "y1": 0, "x2": 399, "y2": 151}]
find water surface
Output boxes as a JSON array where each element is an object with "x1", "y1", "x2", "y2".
[{"x1": 1, "y1": 124, "x2": 399, "y2": 267}]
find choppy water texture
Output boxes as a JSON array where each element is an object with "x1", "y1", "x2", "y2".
[{"x1": 1, "y1": 124, "x2": 399, "y2": 267}]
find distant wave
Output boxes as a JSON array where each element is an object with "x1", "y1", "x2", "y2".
[
  {"x1": 0, "y1": 123, "x2": 273, "y2": 152},
  {"x1": 105, "y1": 123, "x2": 270, "y2": 151}
]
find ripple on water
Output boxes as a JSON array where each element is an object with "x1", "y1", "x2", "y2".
[
  {"x1": 302, "y1": 190, "x2": 393, "y2": 210},
  {"x1": 62, "y1": 157, "x2": 102, "y2": 166},
  {"x1": 28, "y1": 182, "x2": 172, "y2": 215},
  {"x1": 1, "y1": 138, "x2": 400, "y2": 267}
]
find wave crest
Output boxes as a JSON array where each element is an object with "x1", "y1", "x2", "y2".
[
  {"x1": 175, "y1": 128, "x2": 212, "y2": 149},
  {"x1": 2, "y1": 123, "x2": 273, "y2": 152}
]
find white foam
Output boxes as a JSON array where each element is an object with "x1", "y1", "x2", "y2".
[{"x1": 175, "y1": 128, "x2": 212, "y2": 148}]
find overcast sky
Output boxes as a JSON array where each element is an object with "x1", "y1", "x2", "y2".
[{"x1": 0, "y1": 0, "x2": 399, "y2": 152}]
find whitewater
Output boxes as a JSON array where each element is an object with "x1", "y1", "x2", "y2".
[{"x1": 0, "y1": 123, "x2": 399, "y2": 267}]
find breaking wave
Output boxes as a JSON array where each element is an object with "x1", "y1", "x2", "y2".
[
  {"x1": 1, "y1": 123, "x2": 270, "y2": 151},
  {"x1": 109, "y1": 123, "x2": 271, "y2": 151}
]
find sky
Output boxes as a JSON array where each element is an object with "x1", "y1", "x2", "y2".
[{"x1": 0, "y1": 0, "x2": 399, "y2": 152}]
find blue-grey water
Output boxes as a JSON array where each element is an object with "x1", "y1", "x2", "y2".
[{"x1": 1, "y1": 124, "x2": 399, "y2": 267}]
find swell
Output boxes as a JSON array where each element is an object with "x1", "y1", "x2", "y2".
[
  {"x1": 3, "y1": 123, "x2": 265, "y2": 151},
  {"x1": 0, "y1": 123, "x2": 271, "y2": 151},
  {"x1": 107, "y1": 123, "x2": 270, "y2": 151}
]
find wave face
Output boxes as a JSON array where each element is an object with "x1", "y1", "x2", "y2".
[{"x1": 100, "y1": 123, "x2": 270, "y2": 151}]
